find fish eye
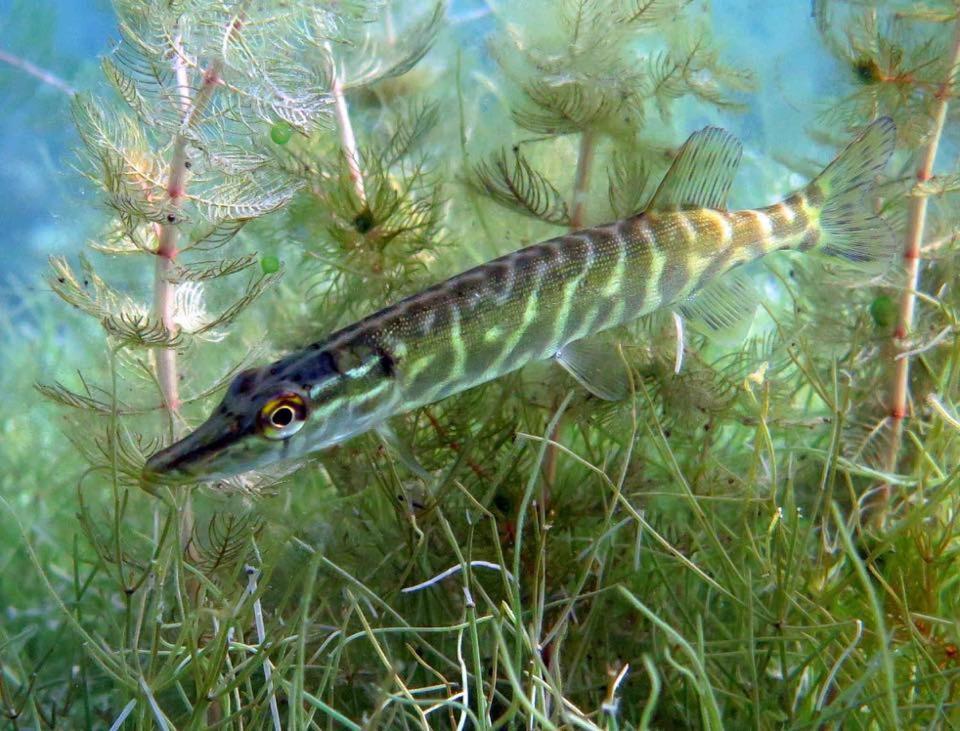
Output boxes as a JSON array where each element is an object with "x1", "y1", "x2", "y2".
[
  {"x1": 270, "y1": 405, "x2": 295, "y2": 427},
  {"x1": 258, "y1": 393, "x2": 307, "y2": 440}
]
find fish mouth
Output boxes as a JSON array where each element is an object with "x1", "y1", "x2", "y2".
[{"x1": 143, "y1": 417, "x2": 242, "y2": 479}]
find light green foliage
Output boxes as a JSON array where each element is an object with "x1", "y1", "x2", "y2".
[
  {"x1": 5, "y1": 0, "x2": 960, "y2": 728},
  {"x1": 474, "y1": 0, "x2": 754, "y2": 229}
]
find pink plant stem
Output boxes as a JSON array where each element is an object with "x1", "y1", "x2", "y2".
[
  {"x1": 0, "y1": 47, "x2": 75, "y2": 96},
  {"x1": 569, "y1": 129, "x2": 595, "y2": 229},
  {"x1": 154, "y1": 60, "x2": 225, "y2": 421},
  {"x1": 331, "y1": 72, "x2": 368, "y2": 205},
  {"x1": 154, "y1": 10, "x2": 248, "y2": 426},
  {"x1": 153, "y1": 39, "x2": 192, "y2": 422},
  {"x1": 882, "y1": 19, "x2": 960, "y2": 483},
  {"x1": 156, "y1": 13, "x2": 245, "y2": 591}
]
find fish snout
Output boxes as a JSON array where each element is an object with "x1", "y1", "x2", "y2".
[{"x1": 142, "y1": 417, "x2": 231, "y2": 478}]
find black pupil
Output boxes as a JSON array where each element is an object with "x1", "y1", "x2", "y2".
[{"x1": 271, "y1": 405, "x2": 295, "y2": 427}]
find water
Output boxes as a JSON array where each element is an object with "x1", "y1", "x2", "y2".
[
  {"x1": 4, "y1": 3, "x2": 958, "y2": 728},
  {"x1": 0, "y1": 0, "x2": 843, "y2": 288},
  {"x1": 0, "y1": 0, "x2": 114, "y2": 284}
]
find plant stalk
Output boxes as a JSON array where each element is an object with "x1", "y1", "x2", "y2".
[
  {"x1": 155, "y1": 62, "x2": 224, "y2": 420},
  {"x1": 156, "y1": 3, "x2": 251, "y2": 566},
  {"x1": 155, "y1": 6, "x2": 250, "y2": 423},
  {"x1": 866, "y1": 17, "x2": 960, "y2": 525},
  {"x1": 569, "y1": 129, "x2": 596, "y2": 229},
  {"x1": 879, "y1": 18, "x2": 960, "y2": 497},
  {"x1": 0, "y1": 47, "x2": 75, "y2": 96},
  {"x1": 327, "y1": 44, "x2": 367, "y2": 206}
]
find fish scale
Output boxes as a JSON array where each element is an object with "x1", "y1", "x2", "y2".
[{"x1": 145, "y1": 118, "x2": 897, "y2": 479}]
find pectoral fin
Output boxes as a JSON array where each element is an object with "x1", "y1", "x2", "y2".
[
  {"x1": 677, "y1": 269, "x2": 758, "y2": 345},
  {"x1": 555, "y1": 339, "x2": 631, "y2": 401},
  {"x1": 375, "y1": 423, "x2": 432, "y2": 480}
]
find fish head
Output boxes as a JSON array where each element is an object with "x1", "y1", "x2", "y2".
[
  {"x1": 143, "y1": 366, "x2": 315, "y2": 481},
  {"x1": 144, "y1": 341, "x2": 396, "y2": 481}
]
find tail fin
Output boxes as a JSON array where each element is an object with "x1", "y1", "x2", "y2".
[{"x1": 806, "y1": 117, "x2": 897, "y2": 271}]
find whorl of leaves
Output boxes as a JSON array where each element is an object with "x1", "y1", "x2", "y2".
[
  {"x1": 168, "y1": 254, "x2": 258, "y2": 283},
  {"x1": 102, "y1": 311, "x2": 182, "y2": 348},
  {"x1": 645, "y1": 36, "x2": 755, "y2": 120},
  {"x1": 103, "y1": 3, "x2": 335, "y2": 134},
  {"x1": 281, "y1": 141, "x2": 447, "y2": 339},
  {"x1": 512, "y1": 79, "x2": 631, "y2": 136},
  {"x1": 35, "y1": 381, "x2": 121, "y2": 414},
  {"x1": 48, "y1": 255, "x2": 149, "y2": 329},
  {"x1": 494, "y1": 0, "x2": 751, "y2": 138},
  {"x1": 471, "y1": 147, "x2": 571, "y2": 225},
  {"x1": 191, "y1": 512, "x2": 265, "y2": 573},
  {"x1": 44, "y1": 254, "x2": 278, "y2": 349},
  {"x1": 912, "y1": 173, "x2": 960, "y2": 197},
  {"x1": 380, "y1": 100, "x2": 440, "y2": 167},
  {"x1": 331, "y1": 1, "x2": 446, "y2": 90},
  {"x1": 607, "y1": 148, "x2": 654, "y2": 218},
  {"x1": 813, "y1": 3, "x2": 950, "y2": 142},
  {"x1": 190, "y1": 270, "x2": 283, "y2": 337},
  {"x1": 621, "y1": 0, "x2": 691, "y2": 25}
]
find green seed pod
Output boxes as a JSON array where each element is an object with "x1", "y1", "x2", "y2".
[
  {"x1": 270, "y1": 121, "x2": 293, "y2": 145},
  {"x1": 870, "y1": 295, "x2": 895, "y2": 328},
  {"x1": 260, "y1": 255, "x2": 281, "y2": 274}
]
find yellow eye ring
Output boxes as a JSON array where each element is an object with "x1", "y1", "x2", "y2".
[{"x1": 258, "y1": 393, "x2": 308, "y2": 440}]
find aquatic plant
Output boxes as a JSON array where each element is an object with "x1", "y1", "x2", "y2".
[
  {"x1": 814, "y1": 0, "x2": 960, "y2": 521},
  {"x1": 5, "y1": 0, "x2": 960, "y2": 728}
]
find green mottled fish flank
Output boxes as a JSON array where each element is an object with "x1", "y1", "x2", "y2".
[
  {"x1": 145, "y1": 118, "x2": 896, "y2": 479},
  {"x1": 327, "y1": 201, "x2": 816, "y2": 412}
]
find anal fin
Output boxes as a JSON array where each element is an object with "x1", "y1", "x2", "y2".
[
  {"x1": 555, "y1": 339, "x2": 630, "y2": 401},
  {"x1": 678, "y1": 269, "x2": 759, "y2": 345}
]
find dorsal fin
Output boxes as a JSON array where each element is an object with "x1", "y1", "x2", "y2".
[{"x1": 647, "y1": 126, "x2": 743, "y2": 211}]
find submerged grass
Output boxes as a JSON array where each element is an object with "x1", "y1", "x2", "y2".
[{"x1": 3, "y1": 0, "x2": 960, "y2": 728}]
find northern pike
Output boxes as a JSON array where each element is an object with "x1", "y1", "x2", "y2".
[{"x1": 145, "y1": 118, "x2": 896, "y2": 479}]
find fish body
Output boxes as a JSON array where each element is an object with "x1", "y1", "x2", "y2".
[{"x1": 146, "y1": 118, "x2": 896, "y2": 479}]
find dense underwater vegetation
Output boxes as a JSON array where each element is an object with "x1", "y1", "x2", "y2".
[{"x1": 2, "y1": 0, "x2": 960, "y2": 727}]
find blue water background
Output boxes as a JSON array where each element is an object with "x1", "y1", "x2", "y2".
[
  {"x1": 0, "y1": 0, "x2": 838, "y2": 287},
  {"x1": 0, "y1": 0, "x2": 114, "y2": 284}
]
